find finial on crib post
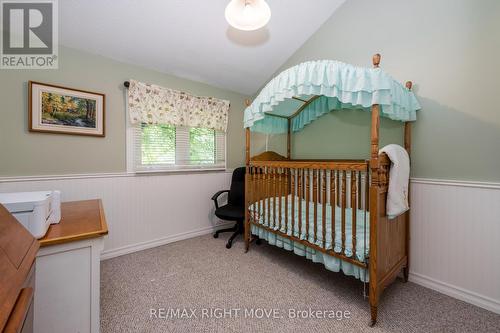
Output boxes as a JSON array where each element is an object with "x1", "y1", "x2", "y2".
[
  {"x1": 372, "y1": 53, "x2": 381, "y2": 68},
  {"x1": 245, "y1": 99, "x2": 251, "y2": 107},
  {"x1": 405, "y1": 81, "x2": 413, "y2": 90}
]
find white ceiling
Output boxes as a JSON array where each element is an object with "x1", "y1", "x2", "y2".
[{"x1": 60, "y1": 0, "x2": 345, "y2": 95}]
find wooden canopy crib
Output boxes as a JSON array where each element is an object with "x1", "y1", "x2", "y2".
[{"x1": 242, "y1": 54, "x2": 420, "y2": 326}]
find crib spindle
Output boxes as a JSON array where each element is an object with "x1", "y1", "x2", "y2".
[
  {"x1": 364, "y1": 167, "x2": 369, "y2": 260},
  {"x1": 254, "y1": 167, "x2": 258, "y2": 206},
  {"x1": 266, "y1": 168, "x2": 270, "y2": 227},
  {"x1": 313, "y1": 169, "x2": 318, "y2": 243},
  {"x1": 322, "y1": 170, "x2": 327, "y2": 248},
  {"x1": 248, "y1": 167, "x2": 253, "y2": 224},
  {"x1": 284, "y1": 168, "x2": 288, "y2": 234},
  {"x1": 278, "y1": 168, "x2": 282, "y2": 231},
  {"x1": 330, "y1": 170, "x2": 336, "y2": 250},
  {"x1": 273, "y1": 167, "x2": 277, "y2": 229},
  {"x1": 337, "y1": 170, "x2": 341, "y2": 204},
  {"x1": 305, "y1": 169, "x2": 310, "y2": 241},
  {"x1": 298, "y1": 168, "x2": 303, "y2": 237},
  {"x1": 341, "y1": 170, "x2": 346, "y2": 255},
  {"x1": 357, "y1": 170, "x2": 362, "y2": 209},
  {"x1": 365, "y1": 169, "x2": 369, "y2": 211},
  {"x1": 272, "y1": 168, "x2": 277, "y2": 228},
  {"x1": 266, "y1": 167, "x2": 271, "y2": 226},
  {"x1": 248, "y1": 166, "x2": 252, "y2": 206},
  {"x1": 252, "y1": 167, "x2": 256, "y2": 209},
  {"x1": 291, "y1": 169, "x2": 295, "y2": 236},
  {"x1": 263, "y1": 167, "x2": 268, "y2": 225},
  {"x1": 262, "y1": 167, "x2": 269, "y2": 225},
  {"x1": 254, "y1": 168, "x2": 262, "y2": 222},
  {"x1": 351, "y1": 171, "x2": 357, "y2": 257}
]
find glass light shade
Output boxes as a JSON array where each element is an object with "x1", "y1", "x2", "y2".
[{"x1": 225, "y1": 0, "x2": 271, "y2": 31}]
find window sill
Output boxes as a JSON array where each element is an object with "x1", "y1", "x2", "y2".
[{"x1": 133, "y1": 167, "x2": 228, "y2": 175}]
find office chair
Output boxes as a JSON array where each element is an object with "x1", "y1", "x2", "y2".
[{"x1": 212, "y1": 167, "x2": 245, "y2": 249}]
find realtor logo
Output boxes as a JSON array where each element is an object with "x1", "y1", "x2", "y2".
[{"x1": 1, "y1": 0, "x2": 58, "y2": 69}]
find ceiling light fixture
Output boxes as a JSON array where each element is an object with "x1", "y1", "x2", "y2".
[{"x1": 225, "y1": 0, "x2": 271, "y2": 31}]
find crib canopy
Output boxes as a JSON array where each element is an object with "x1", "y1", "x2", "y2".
[{"x1": 244, "y1": 60, "x2": 421, "y2": 134}]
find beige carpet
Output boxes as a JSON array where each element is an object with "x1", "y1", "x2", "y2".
[{"x1": 101, "y1": 234, "x2": 500, "y2": 333}]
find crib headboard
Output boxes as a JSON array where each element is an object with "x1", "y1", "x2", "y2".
[{"x1": 250, "y1": 151, "x2": 288, "y2": 161}]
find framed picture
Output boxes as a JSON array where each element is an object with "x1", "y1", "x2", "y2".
[{"x1": 29, "y1": 81, "x2": 105, "y2": 137}]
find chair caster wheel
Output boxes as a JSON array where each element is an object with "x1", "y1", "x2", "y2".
[
  {"x1": 256, "y1": 239, "x2": 262, "y2": 245},
  {"x1": 226, "y1": 242, "x2": 232, "y2": 249},
  {"x1": 213, "y1": 233, "x2": 218, "y2": 238}
]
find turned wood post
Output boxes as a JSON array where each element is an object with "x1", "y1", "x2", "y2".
[
  {"x1": 369, "y1": 53, "x2": 381, "y2": 327},
  {"x1": 370, "y1": 105, "x2": 380, "y2": 169},
  {"x1": 287, "y1": 118, "x2": 292, "y2": 198},
  {"x1": 404, "y1": 80, "x2": 413, "y2": 154},
  {"x1": 245, "y1": 128, "x2": 250, "y2": 166},
  {"x1": 244, "y1": 99, "x2": 251, "y2": 252},
  {"x1": 369, "y1": 52, "x2": 382, "y2": 186},
  {"x1": 370, "y1": 55, "x2": 381, "y2": 170},
  {"x1": 403, "y1": 81, "x2": 413, "y2": 282},
  {"x1": 245, "y1": 99, "x2": 251, "y2": 166},
  {"x1": 404, "y1": 81, "x2": 413, "y2": 155},
  {"x1": 287, "y1": 118, "x2": 291, "y2": 159}
]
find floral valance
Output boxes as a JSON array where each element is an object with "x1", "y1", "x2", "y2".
[{"x1": 128, "y1": 79, "x2": 230, "y2": 132}]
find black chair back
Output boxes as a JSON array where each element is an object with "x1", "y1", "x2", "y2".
[{"x1": 228, "y1": 167, "x2": 246, "y2": 207}]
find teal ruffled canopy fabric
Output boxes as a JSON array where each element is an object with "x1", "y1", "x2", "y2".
[{"x1": 244, "y1": 60, "x2": 421, "y2": 134}]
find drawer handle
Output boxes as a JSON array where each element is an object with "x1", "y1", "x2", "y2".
[{"x1": 4, "y1": 287, "x2": 33, "y2": 333}]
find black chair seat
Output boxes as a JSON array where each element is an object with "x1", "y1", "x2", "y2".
[{"x1": 215, "y1": 204, "x2": 244, "y2": 221}]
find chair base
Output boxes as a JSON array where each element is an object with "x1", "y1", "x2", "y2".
[{"x1": 213, "y1": 220, "x2": 243, "y2": 249}]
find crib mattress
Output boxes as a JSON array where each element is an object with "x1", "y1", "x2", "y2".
[{"x1": 249, "y1": 194, "x2": 370, "y2": 282}]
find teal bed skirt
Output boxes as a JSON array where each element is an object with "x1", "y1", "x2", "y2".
[{"x1": 250, "y1": 195, "x2": 370, "y2": 282}]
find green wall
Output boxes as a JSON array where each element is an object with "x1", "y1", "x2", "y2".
[
  {"x1": 0, "y1": 47, "x2": 248, "y2": 176},
  {"x1": 2, "y1": 1, "x2": 499, "y2": 180},
  {"x1": 271, "y1": 0, "x2": 500, "y2": 181}
]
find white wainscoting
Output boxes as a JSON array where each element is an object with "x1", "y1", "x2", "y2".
[
  {"x1": 0, "y1": 171, "x2": 233, "y2": 260},
  {"x1": 0, "y1": 174, "x2": 499, "y2": 314},
  {"x1": 409, "y1": 178, "x2": 500, "y2": 314}
]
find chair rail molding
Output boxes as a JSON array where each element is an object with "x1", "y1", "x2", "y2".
[{"x1": 411, "y1": 177, "x2": 500, "y2": 190}]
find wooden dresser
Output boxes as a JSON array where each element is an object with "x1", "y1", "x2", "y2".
[{"x1": 0, "y1": 204, "x2": 39, "y2": 333}]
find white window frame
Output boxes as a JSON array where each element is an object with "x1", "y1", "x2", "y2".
[{"x1": 126, "y1": 104, "x2": 227, "y2": 174}]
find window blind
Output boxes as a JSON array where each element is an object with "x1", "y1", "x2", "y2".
[{"x1": 133, "y1": 123, "x2": 225, "y2": 172}]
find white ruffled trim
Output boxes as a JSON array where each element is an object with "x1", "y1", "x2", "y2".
[{"x1": 244, "y1": 60, "x2": 421, "y2": 133}]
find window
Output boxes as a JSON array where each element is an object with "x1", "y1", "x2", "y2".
[{"x1": 131, "y1": 123, "x2": 226, "y2": 172}]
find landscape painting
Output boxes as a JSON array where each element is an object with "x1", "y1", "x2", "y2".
[
  {"x1": 41, "y1": 92, "x2": 97, "y2": 128},
  {"x1": 29, "y1": 81, "x2": 105, "y2": 136}
]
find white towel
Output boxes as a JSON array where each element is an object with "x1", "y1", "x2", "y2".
[{"x1": 379, "y1": 144, "x2": 410, "y2": 219}]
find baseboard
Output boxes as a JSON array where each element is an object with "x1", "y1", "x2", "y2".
[
  {"x1": 409, "y1": 272, "x2": 500, "y2": 314},
  {"x1": 100, "y1": 222, "x2": 233, "y2": 260}
]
